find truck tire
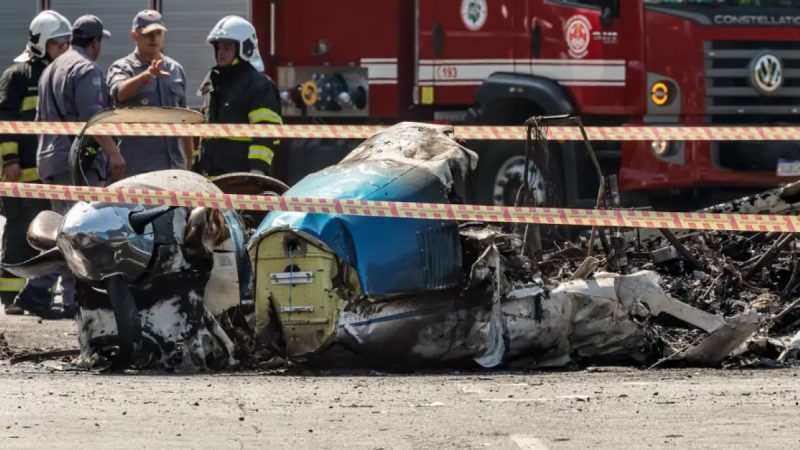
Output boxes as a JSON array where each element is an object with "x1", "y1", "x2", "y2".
[
  {"x1": 473, "y1": 140, "x2": 564, "y2": 209},
  {"x1": 472, "y1": 140, "x2": 568, "y2": 243}
]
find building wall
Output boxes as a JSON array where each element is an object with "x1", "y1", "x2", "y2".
[
  {"x1": 0, "y1": 2, "x2": 39, "y2": 70},
  {"x1": 4, "y1": 0, "x2": 250, "y2": 108}
]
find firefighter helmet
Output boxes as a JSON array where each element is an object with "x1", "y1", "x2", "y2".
[
  {"x1": 206, "y1": 15, "x2": 261, "y2": 64},
  {"x1": 17, "y1": 10, "x2": 72, "y2": 61}
]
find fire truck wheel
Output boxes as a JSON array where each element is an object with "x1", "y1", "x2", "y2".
[
  {"x1": 473, "y1": 140, "x2": 568, "y2": 243},
  {"x1": 473, "y1": 141, "x2": 564, "y2": 209}
]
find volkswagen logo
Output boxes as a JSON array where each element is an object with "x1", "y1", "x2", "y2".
[{"x1": 751, "y1": 53, "x2": 783, "y2": 94}]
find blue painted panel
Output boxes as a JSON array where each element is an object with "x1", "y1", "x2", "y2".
[{"x1": 253, "y1": 161, "x2": 462, "y2": 297}]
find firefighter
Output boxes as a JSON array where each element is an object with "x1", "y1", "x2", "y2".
[
  {"x1": 36, "y1": 15, "x2": 125, "y2": 318},
  {"x1": 0, "y1": 11, "x2": 72, "y2": 318},
  {"x1": 107, "y1": 10, "x2": 194, "y2": 176},
  {"x1": 195, "y1": 16, "x2": 282, "y2": 177}
]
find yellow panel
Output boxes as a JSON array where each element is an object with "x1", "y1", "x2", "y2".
[
  {"x1": 253, "y1": 232, "x2": 350, "y2": 358},
  {"x1": 421, "y1": 86, "x2": 434, "y2": 105}
]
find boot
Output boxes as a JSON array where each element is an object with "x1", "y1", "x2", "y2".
[
  {"x1": 61, "y1": 304, "x2": 79, "y2": 320},
  {"x1": 14, "y1": 286, "x2": 62, "y2": 320},
  {"x1": 3, "y1": 303, "x2": 24, "y2": 315}
]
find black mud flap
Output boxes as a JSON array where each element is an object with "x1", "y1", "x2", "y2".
[{"x1": 104, "y1": 275, "x2": 142, "y2": 371}]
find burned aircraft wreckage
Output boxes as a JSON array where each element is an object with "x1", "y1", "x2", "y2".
[
  {"x1": 4, "y1": 110, "x2": 800, "y2": 371},
  {"x1": 247, "y1": 121, "x2": 772, "y2": 370},
  {"x1": 3, "y1": 108, "x2": 285, "y2": 371}
]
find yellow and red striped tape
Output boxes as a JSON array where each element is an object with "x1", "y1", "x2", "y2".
[
  {"x1": 0, "y1": 121, "x2": 798, "y2": 141},
  {"x1": 1, "y1": 181, "x2": 797, "y2": 232}
]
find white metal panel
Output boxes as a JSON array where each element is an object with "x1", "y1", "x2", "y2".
[
  {"x1": 48, "y1": 0, "x2": 150, "y2": 76},
  {"x1": 0, "y1": 2, "x2": 38, "y2": 67},
  {"x1": 160, "y1": 0, "x2": 251, "y2": 107}
]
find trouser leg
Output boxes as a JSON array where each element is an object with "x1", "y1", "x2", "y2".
[
  {"x1": 42, "y1": 173, "x2": 81, "y2": 309},
  {"x1": 48, "y1": 201, "x2": 75, "y2": 309},
  {"x1": 1, "y1": 196, "x2": 54, "y2": 309},
  {"x1": 42, "y1": 167, "x2": 106, "y2": 308},
  {"x1": 0, "y1": 273, "x2": 26, "y2": 305},
  {"x1": 1, "y1": 199, "x2": 26, "y2": 305}
]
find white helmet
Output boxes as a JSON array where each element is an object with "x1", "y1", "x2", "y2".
[
  {"x1": 15, "y1": 10, "x2": 72, "y2": 62},
  {"x1": 206, "y1": 15, "x2": 262, "y2": 65}
]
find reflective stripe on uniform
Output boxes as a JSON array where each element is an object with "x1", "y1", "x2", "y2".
[
  {"x1": 0, "y1": 141, "x2": 19, "y2": 157},
  {"x1": 0, "y1": 277, "x2": 26, "y2": 292},
  {"x1": 224, "y1": 136, "x2": 253, "y2": 142},
  {"x1": 20, "y1": 95, "x2": 37, "y2": 112},
  {"x1": 248, "y1": 108, "x2": 283, "y2": 125},
  {"x1": 18, "y1": 167, "x2": 40, "y2": 182},
  {"x1": 248, "y1": 145, "x2": 275, "y2": 165},
  {"x1": 1, "y1": 168, "x2": 40, "y2": 183}
]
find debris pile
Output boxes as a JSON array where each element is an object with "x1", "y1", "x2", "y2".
[
  {"x1": 537, "y1": 181, "x2": 800, "y2": 368},
  {"x1": 247, "y1": 121, "x2": 788, "y2": 370}
]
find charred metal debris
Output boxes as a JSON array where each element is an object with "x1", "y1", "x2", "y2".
[
  {"x1": 526, "y1": 115, "x2": 800, "y2": 369},
  {"x1": 244, "y1": 118, "x2": 800, "y2": 371}
]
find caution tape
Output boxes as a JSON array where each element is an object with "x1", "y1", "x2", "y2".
[
  {"x1": 0, "y1": 121, "x2": 798, "y2": 141},
  {"x1": 1, "y1": 181, "x2": 798, "y2": 232}
]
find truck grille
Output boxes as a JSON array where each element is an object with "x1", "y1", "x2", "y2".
[
  {"x1": 705, "y1": 40, "x2": 800, "y2": 117},
  {"x1": 706, "y1": 41, "x2": 800, "y2": 173}
]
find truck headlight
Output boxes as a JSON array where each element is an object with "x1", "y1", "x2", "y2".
[
  {"x1": 652, "y1": 140, "x2": 671, "y2": 155},
  {"x1": 650, "y1": 81, "x2": 672, "y2": 106},
  {"x1": 651, "y1": 140, "x2": 684, "y2": 164}
]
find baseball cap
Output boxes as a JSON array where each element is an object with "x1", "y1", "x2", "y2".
[
  {"x1": 133, "y1": 10, "x2": 167, "y2": 34},
  {"x1": 72, "y1": 15, "x2": 111, "y2": 40}
]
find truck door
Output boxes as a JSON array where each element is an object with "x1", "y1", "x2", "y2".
[
  {"x1": 417, "y1": 0, "x2": 524, "y2": 108},
  {"x1": 529, "y1": 0, "x2": 641, "y2": 115},
  {"x1": 525, "y1": 0, "x2": 643, "y2": 208}
]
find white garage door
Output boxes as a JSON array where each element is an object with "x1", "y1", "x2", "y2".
[
  {"x1": 0, "y1": 3, "x2": 39, "y2": 67},
  {"x1": 18, "y1": 0, "x2": 250, "y2": 109}
]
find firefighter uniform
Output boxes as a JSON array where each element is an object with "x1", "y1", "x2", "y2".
[
  {"x1": 0, "y1": 55, "x2": 56, "y2": 312},
  {"x1": 196, "y1": 59, "x2": 283, "y2": 176}
]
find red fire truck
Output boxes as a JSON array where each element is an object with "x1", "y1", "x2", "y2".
[
  {"x1": 8, "y1": 1, "x2": 798, "y2": 208},
  {"x1": 256, "y1": 0, "x2": 800, "y2": 208}
]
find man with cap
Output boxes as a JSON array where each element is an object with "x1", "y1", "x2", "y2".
[
  {"x1": 107, "y1": 10, "x2": 193, "y2": 176},
  {"x1": 0, "y1": 10, "x2": 72, "y2": 318},
  {"x1": 36, "y1": 15, "x2": 126, "y2": 318}
]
